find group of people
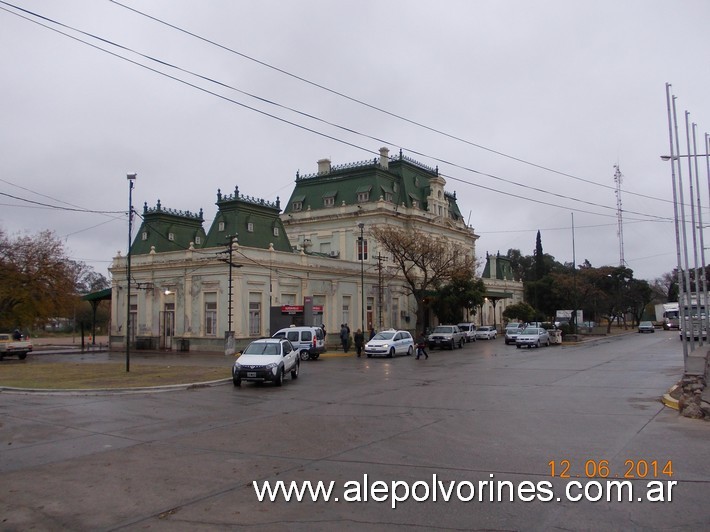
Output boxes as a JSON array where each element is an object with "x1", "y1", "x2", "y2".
[{"x1": 338, "y1": 323, "x2": 377, "y2": 357}]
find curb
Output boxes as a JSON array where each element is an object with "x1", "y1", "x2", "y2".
[
  {"x1": 661, "y1": 384, "x2": 681, "y2": 411},
  {"x1": 0, "y1": 378, "x2": 231, "y2": 396}
]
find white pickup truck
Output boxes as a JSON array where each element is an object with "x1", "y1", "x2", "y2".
[{"x1": 0, "y1": 333, "x2": 33, "y2": 360}]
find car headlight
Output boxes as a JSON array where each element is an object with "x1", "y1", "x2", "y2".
[{"x1": 233, "y1": 363, "x2": 241, "y2": 371}]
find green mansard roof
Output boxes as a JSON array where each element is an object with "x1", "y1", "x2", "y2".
[
  {"x1": 482, "y1": 252, "x2": 516, "y2": 281},
  {"x1": 202, "y1": 186, "x2": 292, "y2": 252},
  {"x1": 283, "y1": 150, "x2": 463, "y2": 221},
  {"x1": 131, "y1": 201, "x2": 206, "y2": 255}
]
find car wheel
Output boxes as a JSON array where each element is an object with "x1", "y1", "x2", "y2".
[
  {"x1": 367, "y1": 353, "x2": 372, "y2": 358},
  {"x1": 388, "y1": 347, "x2": 395, "y2": 358},
  {"x1": 291, "y1": 361, "x2": 299, "y2": 379},
  {"x1": 18, "y1": 353, "x2": 27, "y2": 360},
  {"x1": 516, "y1": 345, "x2": 520, "y2": 349},
  {"x1": 407, "y1": 346, "x2": 413, "y2": 356},
  {"x1": 274, "y1": 367, "x2": 283, "y2": 387},
  {"x1": 546, "y1": 339, "x2": 550, "y2": 347},
  {"x1": 536, "y1": 340, "x2": 540, "y2": 348},
  {"x1": 233, "y1": 376, "x2": 241, "y2": 387},
  {"x1": 299, "y1": 350, "x2": 310, "y2": 361},
  {"x1": 459, "y1": 339, "x2": 464, "y2": 349}
]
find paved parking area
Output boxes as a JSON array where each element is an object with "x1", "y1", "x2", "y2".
[{"x1": 1, "y1": 331, "x2": 708, "y2": 530}]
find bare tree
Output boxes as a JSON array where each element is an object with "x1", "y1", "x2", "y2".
[{"x1": 369, "y1": 225, "x2": 477, "y2": 330}]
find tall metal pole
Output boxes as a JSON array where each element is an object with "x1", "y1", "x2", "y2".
[
  {"x1": 358, "y1": 223, "x2": 365, "y2": 331},
  {"x1": 126, "y1": 173, "x2": 136, "y2": 373},
  {"x1": 691, "y1": 123, "x2": 708, "y2": 345},
  {"x1": 572, "y1": 212, "x2": 577, "y2": 334},
  {"x1": 665, "y1": 85, "x2": 688, "y2": 364}
]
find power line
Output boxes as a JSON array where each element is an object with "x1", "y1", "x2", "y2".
[
  {"x1": 108, "y1": 0, "x2": 671, "y2": 206},
  {"x1": 0, "y1": 191, "x2": 125, "y2": 214},
  {"x1": 0, "y1": 2, "x2": 672, "y2": 223}
]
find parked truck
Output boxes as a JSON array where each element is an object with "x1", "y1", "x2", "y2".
[{"x1": 0, "y1": 332, "x2": 32, "y2": 360}]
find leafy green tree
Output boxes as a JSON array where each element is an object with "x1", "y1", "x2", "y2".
[
  {"x1": 626, "y1": 278, "x2": 652, "y2": 326},
  {"x1": 430, "y1": 274, "x2": 486, "y2": 324},
  {"x1": 502, "y1": 301, "x2": 535, "y2": 323}
]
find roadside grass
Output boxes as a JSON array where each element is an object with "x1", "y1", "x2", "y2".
[{"x1": 0, "y1": 362, "x2": 228, "y2": 389}]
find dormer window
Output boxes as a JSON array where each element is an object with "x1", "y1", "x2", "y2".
[
  {"x1": 293, "y1": 201, "x2": 303, "y2": 212},
  {"x1": 168, "y1": 233, "x2": 175, "y2": 241},
  {"x1": 356, "y1": 185, "x2": 371, "y2": 203},
  {"x1": 218, "y1": 221, "x2": 225, "y2": 232},
  {"x1": 323, "y1": 190, "x2": 336, "y2": 208},
  {"x1": 273, "y1": 227, "x2": 279, "y2": 237},
  {"x1": 247, "y1": 222, "x2": 254, "y2": 233},
  {"x1": 142, "y1": 231, "x2": 148, "y2": 241},
  {"x1": 384, "y1": 192, "x2": 393, "y2": 202},
  {"x1": 195, "y1": 236, "x2": 201, "y2": 245}
]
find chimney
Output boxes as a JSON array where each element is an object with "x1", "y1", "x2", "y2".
[
  {"x1": 379, "y1": 147, "x2": 389, "y2": 169},
  {"x1": 317, "y1": 158, "x2": 331, "y2": 174}
]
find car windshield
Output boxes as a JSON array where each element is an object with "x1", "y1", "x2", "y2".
[
  {"x1": 243, "y1": 342, "x2": 281, "y2": 356},
  {"x1": 433, "y1": 327, "x2": 453, "y2": 333},
  {"x1": 522, "y1": 328, "x2": 540, "y2": 334},
  {"x1": 505, "y1": 326, "x2": 519, "y2": 331},
  {"x1": 640, "y1": 322, "x2": 652, "y2": 326},
  {"x1": 373, "y1": 332, "x2": 395, "y2": 341}
]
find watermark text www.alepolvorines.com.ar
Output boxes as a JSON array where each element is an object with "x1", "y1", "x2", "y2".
[{"x1": 253, "y1": 474, "x2": 677, "y2": 509}]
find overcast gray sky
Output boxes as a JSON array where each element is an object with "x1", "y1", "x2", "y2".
[{"x1": 2, "y1": 0, "x2": 709, "y2": 283}]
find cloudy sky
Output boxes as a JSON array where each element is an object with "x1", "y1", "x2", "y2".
[{"x1": 2, "y1": 0, "x2": 709, "y2": 283}]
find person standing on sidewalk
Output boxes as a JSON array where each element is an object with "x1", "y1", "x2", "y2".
[
  {"x1": 354, "y1": 328, "x2": 365, "y2": 357},
  {"x1": 340, "y1": 323, "x2": 349, "y2": 353}
]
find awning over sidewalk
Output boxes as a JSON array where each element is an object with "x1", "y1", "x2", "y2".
[{"x1": 81, "y1": 288, "x2": 112, "y2": 302}]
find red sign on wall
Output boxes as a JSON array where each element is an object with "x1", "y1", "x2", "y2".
[{"x1": 280, "y1": 305, "x2": 323, "y2": 314}]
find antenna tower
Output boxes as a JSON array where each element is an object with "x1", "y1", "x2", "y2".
[{"x1": 614, "y1": 164, "x2": 625, "y2": 267}]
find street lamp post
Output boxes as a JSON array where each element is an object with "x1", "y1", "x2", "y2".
[
  {"x1": 126, "y1": 172, "x2": 137, "y2": 373},
  {"x1": 358, "y1": 223, "x2": 365, "y2": 331}
]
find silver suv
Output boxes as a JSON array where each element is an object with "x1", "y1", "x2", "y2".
[{"x1": 427, "y1": 325, "x2": 466, "y2": 350}]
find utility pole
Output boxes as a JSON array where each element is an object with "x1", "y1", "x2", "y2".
[
  {"x1": 376, "y1": 254, "x2": 385, "y2": 330},
  {"x1": 125, "y1": 172, "x2": 136, "y2": 373},
  {"x1": 219, "y1": 234, "x2": 240, "y2": 335}
]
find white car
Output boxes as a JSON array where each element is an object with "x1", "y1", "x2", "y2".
[
  {"x1": 515, "y1": 327, "x2": 551, "y2": 348},
  {"x1": 232, "y1": 338, "x2": 299, "y2": 387},
  {"x1": 474, "y1": 326, "x2": 497, "y2": 340},
  {"x1": 365, "y1": 330, "x2": 414, "y2": 358}
]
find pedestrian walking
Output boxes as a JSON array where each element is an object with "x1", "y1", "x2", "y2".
[
  {"x1": 354, "y1": 328, "x2": 364, "y2": 357},
  {"x1": 415, "y1": 332, "x2": 429, "y2": 359},
  {"x1": 340, "y1": 323, "x2": 349, "y2": 353},
  {"x1": 369, "y1": 326, "x2": 376, "y2": 340}
]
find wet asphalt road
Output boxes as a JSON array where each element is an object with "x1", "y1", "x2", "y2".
[{"x1": 1, "y1": 331, "x2": 708, "y2": 530}]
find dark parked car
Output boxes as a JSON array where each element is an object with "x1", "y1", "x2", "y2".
[{"x1": 638, "y1": 321, "x2": 655, "y2": 333}]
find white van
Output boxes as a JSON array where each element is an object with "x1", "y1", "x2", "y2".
[
  {"x1": 272, "y1": 326, "x2": 326, "y2": 360},
  {"x1": 457, "y1": 323, "x2": 477, "y2": 343}
]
